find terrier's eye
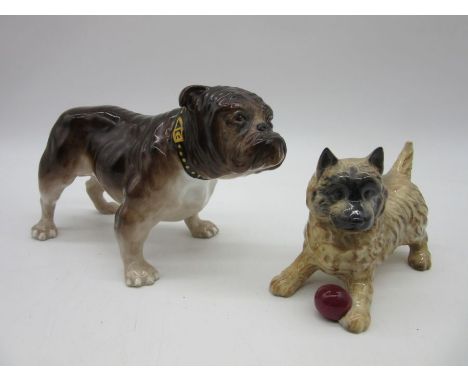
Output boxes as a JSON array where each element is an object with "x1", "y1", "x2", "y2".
[
  {"x1": 331, "y1": 188, "x2": 346, "y2": 200},
  {"x1": 362, "y1": 188, "x2": 377, "y2": 199}
]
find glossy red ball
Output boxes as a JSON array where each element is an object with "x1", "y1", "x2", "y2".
[{"x1": 314, "y1": 284, "x2": 352, "y2": 321}]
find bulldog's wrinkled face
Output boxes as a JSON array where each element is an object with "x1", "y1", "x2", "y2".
[
  {"x1": 179, "y1": 85, "x2": 287, "y2": 179},
  {"x1": 308, "y1": 147, "x2": 388, "y2": 233}
]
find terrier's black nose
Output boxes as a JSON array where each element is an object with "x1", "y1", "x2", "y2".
[{"x1": 349, "y1": 211, "x2": 364, "y2": 224}]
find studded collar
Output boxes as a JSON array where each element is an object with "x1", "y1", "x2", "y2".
[{"x1": 170, "y1": 109, "x2": 208, "y2": 180}]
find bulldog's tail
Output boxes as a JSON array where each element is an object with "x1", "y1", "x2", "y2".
[{"x1": 388, "y1": 141, "x2": 414, "y2": 180}]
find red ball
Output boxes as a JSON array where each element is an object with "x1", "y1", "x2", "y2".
[{"x1": 314, "y1": 284, "x2": 352, "y2": 321}]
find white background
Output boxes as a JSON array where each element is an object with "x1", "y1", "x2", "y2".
[{"x1": 0, "y1": 16, "x2": 467, "y2": 365}]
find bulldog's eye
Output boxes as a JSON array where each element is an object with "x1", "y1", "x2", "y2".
[{"x1": 233, "y1": 113, "x2": 247, "y2": 123}]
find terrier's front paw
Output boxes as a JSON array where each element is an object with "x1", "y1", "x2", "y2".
[
  {"x1": 339, "y1": 310, "x2": 371, "y2": 334},
  {"x1": 270, "y1": 273, "x2": 301, "y2": 297},
  {"x1": 125, "y1": 261, "x2": 159, "y2": 287},
  {"x1": 31, "y1": 222, "x2": 57, "y2": 241},
  {"x1": 189, "y1": 220, "x2": 219, "y2": 239}
]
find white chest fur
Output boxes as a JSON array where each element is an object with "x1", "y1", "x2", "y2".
[{"x1": 157, "y1": 171, "x2": 217, "y2": 222}]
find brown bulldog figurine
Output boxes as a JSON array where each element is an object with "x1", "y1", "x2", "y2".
[
  {"x1": 270, "y1": 142, "x2": 431, "y2": 333},
  {"x1": 31, "y1": 85, "x2": 286, "y2": 287}
]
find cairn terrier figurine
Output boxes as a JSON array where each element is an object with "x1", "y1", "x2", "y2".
[{"x1": 270, "y1": 142, "x2": 431, "y2": 333}]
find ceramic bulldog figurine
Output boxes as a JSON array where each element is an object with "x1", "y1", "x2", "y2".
[
  {"x1": 270, "y1": 142, "x2": 431, "y2": 333},
  {"x1": 31, "y1": 85, "x2": 286, "y2": 287}
]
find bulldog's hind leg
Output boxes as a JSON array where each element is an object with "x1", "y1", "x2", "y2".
[
  {"x1": 115, "y1": 202, "x2": 159, "y2": 287},
  {"x1": 408, "y1": 236, "x2": 432, "y2": 271},
  {"x1": 32, "y1": 114, "x2": 94, "y2": 240},
  {"x1": 31, "y1": 171, "x2": 76, "y2": 241},
  {"x1": 184, "y1": 213, "x2": 219, "y2": 238},
  {"x1": 86, "y1": 176, "x2": 119, "y2": 215},
  {"x1": 270, "y1": 249, "x2": 318, "y2": 297}
]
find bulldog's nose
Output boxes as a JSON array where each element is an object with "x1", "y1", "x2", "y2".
[{"x1": 257, "y1": 123, "x2": 271, "y2": 132}]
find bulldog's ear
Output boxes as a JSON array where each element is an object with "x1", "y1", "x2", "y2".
[
  {"x1": 316, "y1": 147, "x2": 338, "y2": 178},
  {"x1": 179, "y1": 85, "x2": 209, "y2": 109},
  {"x1": 367, "y1": 147, "x2": 384, "y2": 174}
]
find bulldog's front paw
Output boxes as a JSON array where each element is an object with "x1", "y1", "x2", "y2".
[
  {"x1": 188, "y1": 220, "x2": 219, "y2": 239},
  {"x1": 339, "y1": 310, "x2": 371, "y2": 334},
  {"x1": 270, "y1": 273, "x2": 301, "y2": 297},
  {"x1": 125, "y1": 261, "x2": 159, "y2": 287},
  {"x1": 31, "y1": 221, "x2": 57, "y2": 241}
]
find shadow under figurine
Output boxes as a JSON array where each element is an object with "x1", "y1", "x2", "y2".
[
  {"x1": 270, "y1": 142, "x2": 431, "y2": 333},
  {"x1": 31, "y1": 85, "x2": 286, "y2": 287}
]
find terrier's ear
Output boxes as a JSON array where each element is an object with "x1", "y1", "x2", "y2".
[
  {"x1": 179, "y1": 85, "x2": 209, "y2": 109},
  {"x1": 317, "y1": 148, "x2": 338, "y2": 178},
  {"x1": 368, "y1": 147, "x2": 384, "y2": 174}
]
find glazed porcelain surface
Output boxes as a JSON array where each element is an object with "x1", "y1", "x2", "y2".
[
  {"x1": 31, "y1": 85, "x2": 286, "y2": 287},
  {"x1": 270, "y1": 142, "x2": 431, "y2": 333}
]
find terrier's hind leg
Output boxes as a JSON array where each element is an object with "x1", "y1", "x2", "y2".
[
  {"x1": 86, "y1": 176, "x2": 119, "y2": 214},
  {"x1": 408, "y1": 236, "x2": 432, "y2": 271},
  {"x1": 31, "y1": 174, "x2": 75, "y2": 241}
]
